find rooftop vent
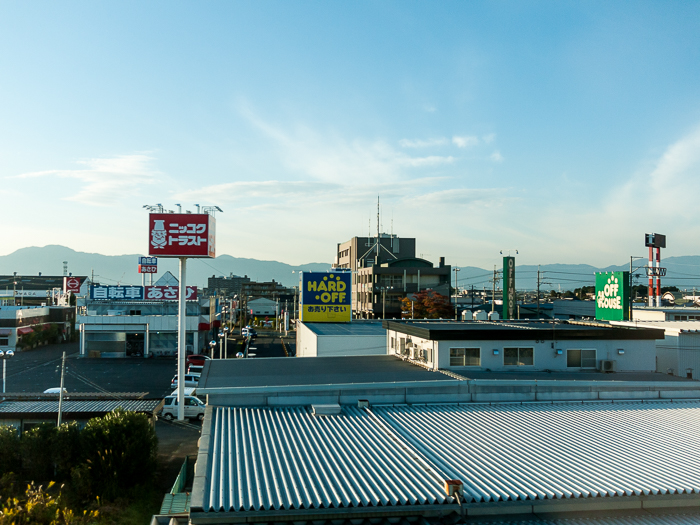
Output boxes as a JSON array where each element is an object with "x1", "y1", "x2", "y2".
[
  {"x1": 444, "y1": 479, "x2": 463, "y2": 497},
  {"x1": 312, "y1": 404, "x2": 342, "y2": 417}
]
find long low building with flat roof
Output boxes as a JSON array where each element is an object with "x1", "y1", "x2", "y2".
[
  {"x1": 384, "y1": 319, "x2": 663, "y2": 373},
  {"x1": 195, "y1": 353, "x2": 700, "y2": 406}
]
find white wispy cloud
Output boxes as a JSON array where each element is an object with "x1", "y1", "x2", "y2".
[
  {"x1": 12, "y1": 154, "x2": 161, "y2": 206},
  {"x1": 239, "y1": 105, "x2": 456, "y2": 185},
  {"x1": 398, "y1": 137, "x2": 448, "y2": 148},
  {"x1": 490, "y1": 150, "x2": 504, "y2": 162},
  {"x1": 482, "y1": 133, "x2": 496, "y2": 144},
  {"x1": 452, "y1": 135, "x2": 480, "y2": 148}
]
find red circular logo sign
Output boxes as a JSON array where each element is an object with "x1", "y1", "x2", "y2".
[{"x1": 66, "y1": 278, "x2": 80, "y2": 290}]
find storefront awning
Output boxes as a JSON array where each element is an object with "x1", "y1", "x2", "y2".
[
  {"x1": 17, "y1": 327, "x2": 34, "y2": 335},
  {"x1": 198, "y1": 323, "x2": 211, "y2": 331}
]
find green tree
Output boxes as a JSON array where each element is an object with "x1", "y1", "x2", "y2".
[
  {"x1": 21, "y1": 424, "x2": 56, "y2": 484},
  {"x1": 0, "y1": 481, "x2": 98, "y2": 524},
  {"x1": 0, "y1": 427, "x2": 20, "y2": 476},
  {"x1": 77, "y1": 409, "x2": 158, "y2": 500}
]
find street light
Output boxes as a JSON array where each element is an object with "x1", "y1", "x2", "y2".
[
  {"x1": 453, "y1": 268, "x2": 461, "y2": 320},
  {"x1": 208, "y1": 339, "x2": 216, "y2": 358},
  {"x1": 218, "y1": 330, "x2": 225, "y2": 359},
  {"x1": 0, "y1": 349, "x2": 14, "y2": 395}
]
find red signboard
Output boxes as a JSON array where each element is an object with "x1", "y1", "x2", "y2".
[
  {"x1": 63, "y1": 276, "x2": 82, "y2": 293},
  {"x1": 148, "y1": 213, "x2": 216, "y2": 258},
  {"x1": 138, "y1": 265, "x2": 158, "y2": 273},
  {"x1": 145, "y1": 285, "x2": 198, "y2": 301}
]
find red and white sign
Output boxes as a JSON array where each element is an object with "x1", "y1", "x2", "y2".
[
  {"x1": 148, "y1": 213, "x2": 216, "y2": 258},
  {"x1": 138, "y1": 265, "x2": 158, "y2": 273},
  {"x1": 145, "y1": 286, "x2": 198, "y2": 301},
  {"x1": 63, "y1": 276, "x2": 82, "y2": 293}
]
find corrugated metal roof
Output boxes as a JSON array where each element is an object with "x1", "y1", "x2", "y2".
[
  {"x1": 374, "y1": 401, "x2": 700, "y2": 503},
  {"x1": 478, "y1": 515, "x2": 700, "y2": 524},
  {"x1": 201, "y1": 405, "x2": 450, "y2": 512},
  {"x1": 197, "y1": 401, "x2": 700, "y2": 516},
  {"x1": 0, "y1": 399, "x2": 161, "y2": 414}
]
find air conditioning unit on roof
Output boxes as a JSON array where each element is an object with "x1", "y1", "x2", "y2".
[{"x1": 600, "y1": 360, "x2": 617, "y2": 373}]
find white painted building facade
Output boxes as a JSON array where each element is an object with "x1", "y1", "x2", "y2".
[{"x1": 384, "y1": 320, "x2": 661, "y2": 372}]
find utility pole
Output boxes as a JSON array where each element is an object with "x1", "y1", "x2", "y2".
[
  {"x1": 491, "y1": 266, "x2": 499, "y2": 313},
  {"x1": 57, "y1": 351, "x2": 66, "y2": 426},
  {"x1": 537, "y1": 265, "x2": 541, "y2": 318}
]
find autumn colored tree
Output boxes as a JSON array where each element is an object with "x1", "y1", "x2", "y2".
[{"x1": 401, "y1": 289, "x2": 453, "y2": 319}]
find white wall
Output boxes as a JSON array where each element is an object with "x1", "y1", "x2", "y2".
[
  {"x1": 297, "y1": 322, "x2": 386, "y2": 358},
  {"x1": 296, "y1": 321, "x2": 318, "y2": 357}
]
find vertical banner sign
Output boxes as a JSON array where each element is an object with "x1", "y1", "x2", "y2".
[
  {"x1": 148, "y1": 213, "x2": 216, "y2": 258},
  {"x1": 300, "y1": 272, "x2": 352, "y2": 322},
  {"x1": 138, "y1": 256, "x2": 158, "y2": 273},
  {"x1": 502, "y1": 257, "x2": 516, "y2": 320},
  {"x1": 595, "y1": 271, "x2": 630, "y2": 321}
]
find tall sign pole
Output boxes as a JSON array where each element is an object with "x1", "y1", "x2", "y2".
[
  {"x1": 177, "y1": 257, "x2": 186, "y2": 420},
  {"x1": 147, "y1": 205, "x2": 217, "y2": 421}
]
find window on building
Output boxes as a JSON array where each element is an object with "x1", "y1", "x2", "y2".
[
  {"x1": 567, "y1": 349, "x2": 597, "y2": 368},
  {"x1": 0, "y1": 338, "x2": 8, "y2": 346},
  {"x1": 390, "y1": 337, "x2": 395, "y2": 349},
  {"x1": 504, "y1": 347, "x2": 534, "y2": 366},
  {"x1": 450, "y1": 348, "x2": 480, "y2": 366},
  {"x1": 400, "y1": 338, "x2": 406, "y2": 355}
]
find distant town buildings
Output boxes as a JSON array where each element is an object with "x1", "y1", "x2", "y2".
[{"x1": 333, "y1": 234, "x2": 451, "y2": 319}]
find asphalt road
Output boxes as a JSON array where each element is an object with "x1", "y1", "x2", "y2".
[
  {"x1": 4, "y1": 342, "x2": 179, "y2": 398},
  {"x1": 2, "y1": 332, "x2": 295, "y2": 398}
]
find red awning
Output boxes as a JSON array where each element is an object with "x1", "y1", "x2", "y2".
[
  {"x1": 17, "y1": 327, "x2": 34, "y2": 335},
  {"x1": 198, "y1": 323, "x2": 211, "y2": 331},
  {"x1": 212, "y1": 320, "x2": 221, "y2": 329}
]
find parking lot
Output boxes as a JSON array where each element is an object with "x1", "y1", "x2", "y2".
[{"x1": 2, "y1": 332, "x2": 293, "y2": 398}]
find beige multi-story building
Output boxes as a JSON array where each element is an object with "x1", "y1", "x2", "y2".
[{"x1": 334, "y1": 235, "x2": 451, "y2": 319}]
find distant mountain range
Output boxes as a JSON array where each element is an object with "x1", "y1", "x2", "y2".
[{"x1": 2, "y1": 245, "x2": 700, "y2": 292}]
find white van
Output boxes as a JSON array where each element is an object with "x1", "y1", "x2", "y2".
[
  {"x1": 160, "y1": 391, "x2": 206, "y2": 421},
  {"x1": 170, "y1": 373, "x2": 200, "y2": 389}
]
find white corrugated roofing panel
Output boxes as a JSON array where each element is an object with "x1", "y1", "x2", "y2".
[
  {"x1": 481, "y1": 514, "x2": 700, "y2": 524},
  {"x1": 202, "y1": 406, "x2": 449, "y2": 512},
  {"x1": 373, "y1": 401, "x2": 700, "y2": 503},
  {"x1": 0, "y1": 399, "x2": 161, "y2": 414}
]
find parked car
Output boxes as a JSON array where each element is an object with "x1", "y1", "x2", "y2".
[
  {"x1": 242, "y1": 327, "x2": 257, "y2": 338},
  {"x1": 187, "y1": 354, "x2": 211, "y2": 367},
  {"x1": 188, "y1": 364, "x2": 204, "y2": 375},
  {"x1": 160, "y1": 393, "x2": 206, "y2": 421},
  {"x1": 170, "y1": 373, "x2": 200, "y2": 389},
  {"x1": 43, "y1": 387, "x2": 68, "y2": 394}
]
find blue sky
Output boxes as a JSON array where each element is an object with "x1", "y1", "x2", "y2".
[{"x1": 2, "y1": 1, "x2": 699, "y2": 268}]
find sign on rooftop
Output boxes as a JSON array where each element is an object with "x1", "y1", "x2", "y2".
[
  {"x1": 300, "y1": 272, "x2": 351, "y2": 323},
  {"x1": 595, "y1": 271, "x2": 630, "y2": 321}
]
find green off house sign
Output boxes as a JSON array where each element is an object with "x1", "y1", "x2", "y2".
[{"x1": 595, "y1": 271, "x2": 630, "y2": 321}]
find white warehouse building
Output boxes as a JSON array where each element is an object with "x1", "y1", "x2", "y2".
[{"x1": 383, "y1": 320, "x2": 663, "y2": 373}]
